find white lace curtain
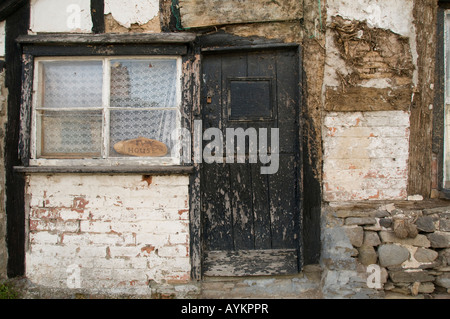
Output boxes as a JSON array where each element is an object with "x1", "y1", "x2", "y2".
[{"x1": 38, "y1": 59, "x2": 178, "y2": 157}]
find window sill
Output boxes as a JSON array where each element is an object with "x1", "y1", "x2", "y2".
[{"x1": 13, "y1": 165, "x2": 194, "y2": 175}]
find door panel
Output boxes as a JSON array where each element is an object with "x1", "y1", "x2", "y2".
[{"x1": 201, "y1": 49, "x2": 301, "y2": 276}]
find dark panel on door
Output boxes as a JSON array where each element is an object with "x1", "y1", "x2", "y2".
[{"x1": 201, "y1": 49, "x2": 301, "y2": 276}]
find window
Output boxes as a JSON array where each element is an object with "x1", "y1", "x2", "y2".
[{"x1": 30, "y1": 56, "x2": 182, "y2": 166}]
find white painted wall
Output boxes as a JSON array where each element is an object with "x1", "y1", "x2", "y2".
[
  {"x1": 104, "y1": 0, "x2": 159, "y2": 28},
  {"x1": 30, "y1": 0, "x2": 93, "y2": 33},
  {"x1": 323, "y1": 111, "x2": 410, "y2": 201},
  {"x1": 26, "y1": 174, "x2": 191, "y2": 294}
]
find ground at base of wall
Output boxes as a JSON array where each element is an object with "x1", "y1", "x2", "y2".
[
  {"x1": 3, "y1": 264, "x2": 449, "y2": 299},
  {"x1": 1, "y1": 268, "x2": 322, "y2": 299}
]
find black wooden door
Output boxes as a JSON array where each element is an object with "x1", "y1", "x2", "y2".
[{"x1": 201, "y1": 49, "x2": 301, "y2": 276}]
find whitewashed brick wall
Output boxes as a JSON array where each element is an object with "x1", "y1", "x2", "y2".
[
  {"x1": 323, "y1": 111, "x2": 410, "y2": 202},
  {"x1": 30, "y1": 0, "x2": 93, "y2": 33},
  {"x1": 25, "y1": 174, "x2": 190, "y2": 294}
]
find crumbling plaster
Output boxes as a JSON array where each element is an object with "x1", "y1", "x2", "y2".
[
  {"x1": 105, "y1": 0, "x2": 159, "y2": 29},
  {"x1": 327, "y1": 0, "x2": 415, "y2": 36},
  {"x1": 322, "y1": 0, "x2": 424, "y2": 202},
  {"x1": 325, "y1": 0, "x2": 418, "y2": 88}
]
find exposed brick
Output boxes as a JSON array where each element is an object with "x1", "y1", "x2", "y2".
[
  {"x1": 26, "y1": 174, "x2": 191, "y2": 292},
  {"x1": 323, "y1": 111, "x2": 409, "y2": 201}
]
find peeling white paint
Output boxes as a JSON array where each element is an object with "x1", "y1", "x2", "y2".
[
  {"x1": 323, "y1": 111, "x2": 410, "y2": 201},
  {"x1": 323, "y1": 29, "x2": 352, "y2": 88},
  {"x1": 104, "y1": 0, "x2": 159, "y2": 28},
  {"x1": 327, "y1": 0, "x2": 414, "y2": 36},
  {"x1": 25, "y1": 174, "x2": 191, "y2": 293},
  {"x1": 326, "y1": 0, "x2": 418, "y2": 85},
  {"x1": 30, "y1": 0, "x2": 92, "y2": 33}
]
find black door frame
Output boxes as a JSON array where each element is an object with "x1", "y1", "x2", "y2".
[{"x1": 189, "y1": 38, "x2": 314, "y2": 280}]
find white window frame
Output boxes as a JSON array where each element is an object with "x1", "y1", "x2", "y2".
[
  {"x1": 30, "y1": 55, "x2": 183, "y2": 167},
  {"x1": 444, "y1": 11, "x2": 450, "y2": 188}
]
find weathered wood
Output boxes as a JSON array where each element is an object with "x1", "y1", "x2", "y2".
[
  {"x1": 90, "y1": 0, "x2": 105, "y2": 34},
  {"x1": 434, "y1": 6, "x2": 447, "y2": 196},
  {"x1": 0, "y1": 0, "x2": 27, "y2": 21},
  {"x1": 202, "y1": 162, "x2": 234, "y2": 251},
  {"x1": 275, "y1": 49, "x2": 299, "y2": 153},
  {"x1": 22, "y1": 44, "x2": 189, "y2": 57},
  {"x1": 201, "y1": 42, "x2": 298, "y2": 53},
  {"x1": 301, "y1": 0, "x2": 325, "y2": 266},
  {"x1": 160, "y1": 0, "x2": 178, "y2": 32},
  {"x1": 5, "y1": 1, "x2": 29, "y2": 278},
  {"x1": 325, "y1": 87, "x2": 412, "y2": 112},
  {"x1": 19, "y1": 53, "x2": 33, "y2": 167},
  {"x1": 13, "y1": 165, "x2": 193, "y2": 175},
  {"x1": 408, "y1": 1, "x2": 438, "y2": 197},
  {"x1": 180, "y1": 50, "x2": 196, "y2": 160},
  {"x1": 251, "y1": 163, "x2": 271, "y2": 250},
  {"x1": 203, "y1": 249, "x2": 298, "y2": 276},
  {"x1": 200, "y1": 49, "x2": 301, "y2": 275},
  {"x1": 186, "y1": 49, "x2": 203, "y2": 280},
  {"x1": 198, "y1": 31, "x2": 298, "y2": 51},
  {"x1": 113, "y1": 137, "x2": 168, "y2": 157},
  {"x1": 17, "y1": 33, "x2": 197, "y2": 45},
  {"x1": 268, "y1": 155, "x2": 298, "y2": 249},
  {"x1": 189, "y1": 163, "x2": 202, "y2": 280},
  {"x1": 229, "y1": 163, "x2": 254, "y2": 250},
  {"x1": 179, "y1": 0, "x2": 303, "y2": 28}
]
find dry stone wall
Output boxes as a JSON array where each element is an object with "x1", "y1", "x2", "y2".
[{"x1": 323, "y1": 202, "x2": 450, "y2": 298}]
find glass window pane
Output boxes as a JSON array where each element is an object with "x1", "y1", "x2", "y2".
[
  {"x1": 109, "y1": 109, "x2": 177, "y2": 157},
  {"x1": 110, "y1": 59, "x2": 178, "y2": 108},
  {"x1": 40, "y1": 60, "x2": 103, "y2": 109},
  {"x1": 38, "y1": 110, "x2": 102, "y2": 157}
]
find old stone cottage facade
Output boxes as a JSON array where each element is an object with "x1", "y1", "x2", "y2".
[{"x1": 0, "y1": 0, "x2": 450, "y2": 299}]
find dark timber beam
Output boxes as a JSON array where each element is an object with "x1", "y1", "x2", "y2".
[
  {"x1": 90, "y1": 0, "x2": 105, "y2": 33},
  {"x1": 5, "y1": 1, "x2": 29, "y2": 278},
  {"x1": 0, "y1": 0, "x2": 28, "y2": 21}
]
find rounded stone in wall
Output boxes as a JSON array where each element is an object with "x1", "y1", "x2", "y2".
[
  {"x1": 357, "y1": 246, "x2": 377, "y2": 266},
  {"x1": 414, "y1": 248, "x2": 438, "y2": 263},
  {"x1": 378, "y1": 244, "x2": 410, "y2": 268}
]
